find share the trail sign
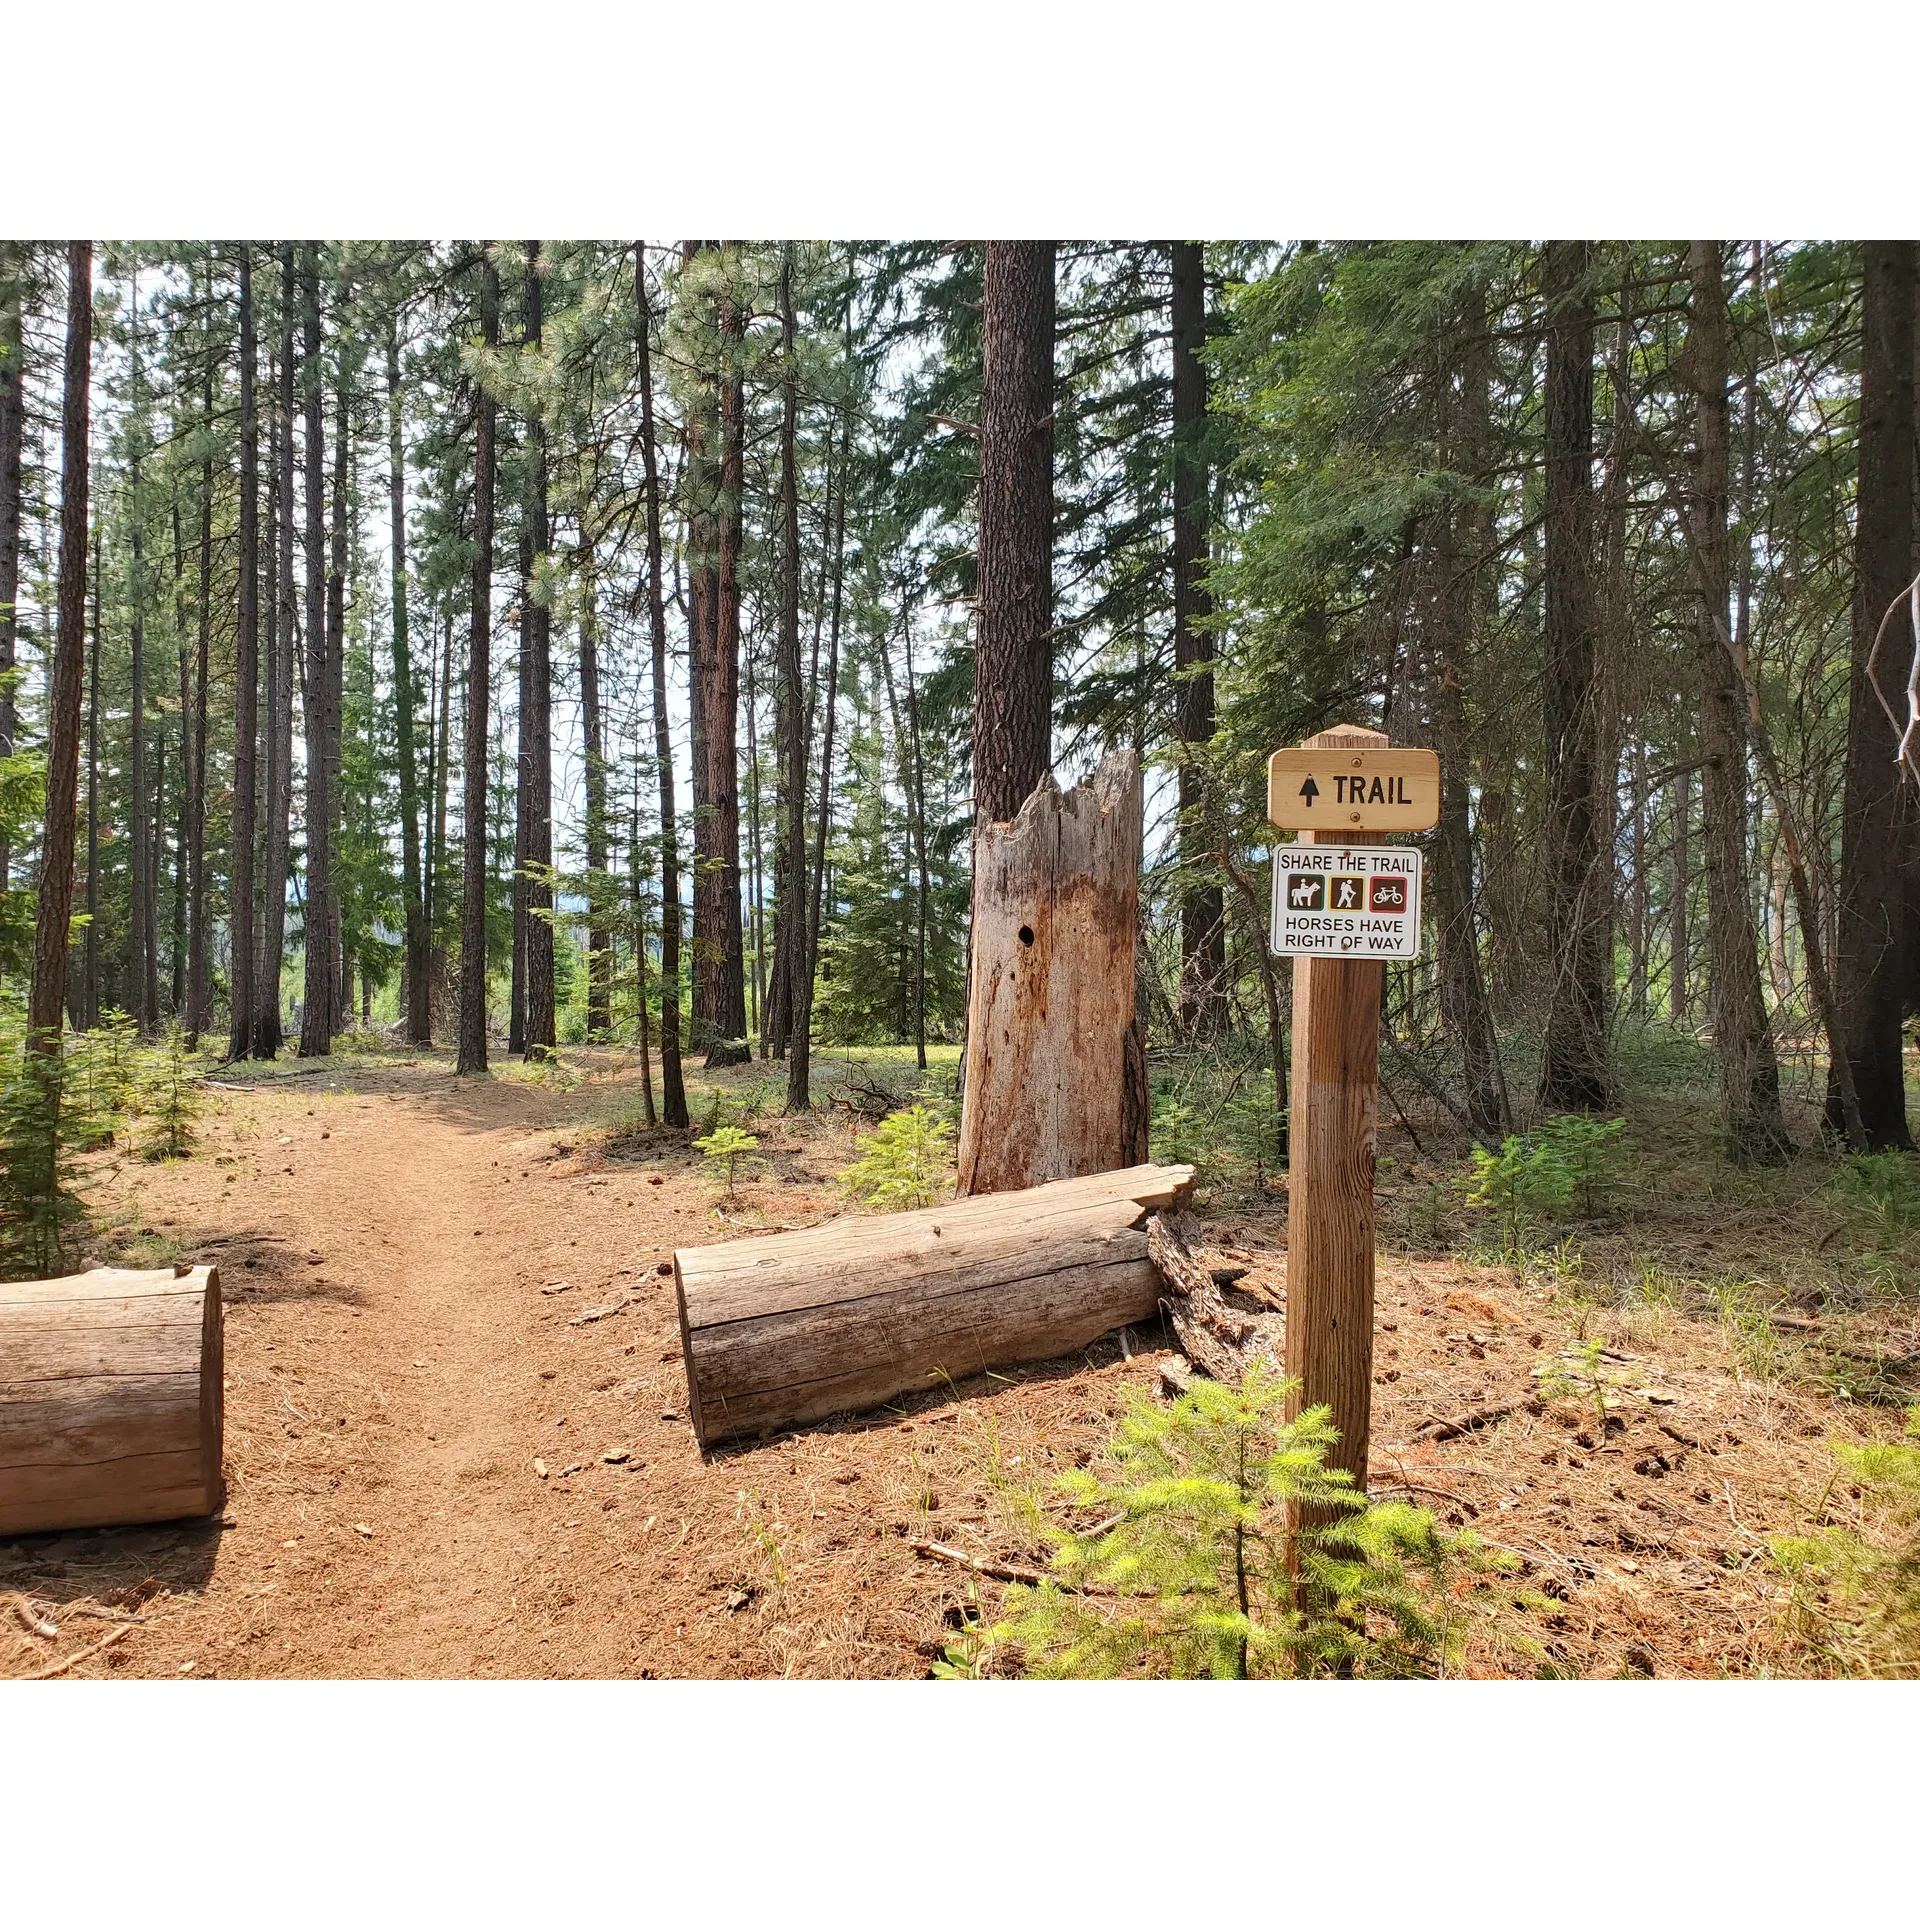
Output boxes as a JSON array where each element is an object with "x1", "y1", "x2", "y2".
[
  {"x1": 1267, "y1": 744, "x2": 1440, "y2": 833},
  {"x1": 1270, "y1": 846, "x2": 1424, "y2": 958}
]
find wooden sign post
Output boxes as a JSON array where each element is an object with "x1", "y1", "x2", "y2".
[{"x1": 1270, "y1": 726, "x2": 1438, "y2": 1564}]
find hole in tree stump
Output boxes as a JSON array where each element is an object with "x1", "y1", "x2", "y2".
[{"x1": 1018, "y1": 925, "x2": 1035, "y2": 946}]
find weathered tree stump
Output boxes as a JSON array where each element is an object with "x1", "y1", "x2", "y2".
[
  {"x1": 0, "y1": 1264, "x2": 224, "y2": 1537},
  {"x1": 675, "y1": 1163, "x2": 1193, "y2": 1446},
  {"x1": 958, "y1": 749, "x2": 1146, "y2": 1197}
]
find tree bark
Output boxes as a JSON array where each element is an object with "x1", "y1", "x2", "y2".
[
  {"x1": 774, "y1": 246, "x2": 809, "y2": 1094},
  {"x1": 1685, "y1": 240, "x2": 1789, "y2": 1163},
  {"x1": 28, "y1": 243, "x2": 91, "y2": 1049},
  {"x1": 974, "y1": 242, "x2": 1056, "y2": 826},
  {"x1": 255, "y1": 256, "x2": 297, "y2": 1060},
  {"x1": 127, "y1": 270, "x2": 158, "y2": 1036},
  {"x1": 637, "y1": 247, "x2": 687, "y2": 1125},
  {"x1": 228, "y1": 244, "x2": 259, "y2": 1063},
  {"x1": 327, "y1": 371, "x2": 350, "y2": 1032},
  {"x1": 184, "y1": 334, "x2": 213, "y2": 1045},
  {"x1": 1829, "y1": 241, "x2": 1917, "y2": 1150},
  {"x1": 84, "y1": 527, "x2": 101, "y2": 1027},
  {"x1": 297, "y1": 243, "x2": 335, "y2": 1056},
  {"x1": 521, "y1": 242, "x2": 556, "y2": 1059},
  {"x1": 578, "y1": 551, "x2": 611, "y2": 1037},
  {"x1": 388, "y1": 313, "x2": 429, "y2": 1046},
  {"x1": 1537, "y1": 240, "x2": 1612, "y2": 1111},
  {"x1": 457, "y1": 252, "x2": 500, "y2": 1075},
  {"x1": 1170, "y1": 241, "x2": 1227, "y2": 1039},
  {"x1": 791, "y1": 419, "x2": 845, "y2": 1116},
  {"x1": 957, "y1": 752, "x2": 1144, "y2": 1196},
  {"x1": 0, "y1": 243, "x2": 23, "y2": 892}
]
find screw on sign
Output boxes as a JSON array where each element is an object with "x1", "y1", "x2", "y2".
[{"x1": 1264, "y1": 725, "x2": 1434, "y2": 1605}]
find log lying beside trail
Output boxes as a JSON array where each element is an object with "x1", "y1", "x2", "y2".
[
  {"x1": 674, "y1": 1164, "x2": 1195, "y2": 1447},
  {"x1": 0, "y1": 1265, "x2": 224, "y2": 1538}
]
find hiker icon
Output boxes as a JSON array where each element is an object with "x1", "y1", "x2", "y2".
[{"x1": 1329, "y1": 874, "x2": 1364, "y2": 911}]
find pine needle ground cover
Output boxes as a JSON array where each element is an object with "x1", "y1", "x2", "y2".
[{"x1": 4, "y1": 1043, "x2": 1914, "y2": 1680}]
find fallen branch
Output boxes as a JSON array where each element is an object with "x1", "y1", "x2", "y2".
[
  {"x1": 10, "y1": 1594, "x2": 57, "y2": 1640},
  {"x1": 24, "y1": 1622, "x2": 134, "y2": 1679},
  {"x1": 908, "y1": 1537, "x2": 1113, "y2": 1596},
  {"x1": 1405, "y1": 1402, "x2": 1526, "y2": 1443}
]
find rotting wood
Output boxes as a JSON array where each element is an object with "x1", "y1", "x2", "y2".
[
  {"x1": 0, "y1": 1264, "x2": 223, "y2": 1538},
  {"x1": 1145, "y1": 1210, "x2": 1283, "y2": 1388},
  {"x1": 958, "y1": 751, "x2": 1144, "y2": 1197},
  {"x1": 908, "y1": 1536, "x2": 1114, "y2": 1596},
  {"x1": 674, "y1": 1163, "x2": 1193, "y2": 1446}
]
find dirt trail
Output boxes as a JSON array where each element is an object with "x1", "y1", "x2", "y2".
[{"x1": 5, "y1": 1059, "x2": 1044, "y2": 1678}]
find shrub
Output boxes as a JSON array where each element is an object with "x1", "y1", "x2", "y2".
[{"x1": 834, "y1": 1103, "x2": 954, "y2": 1212}]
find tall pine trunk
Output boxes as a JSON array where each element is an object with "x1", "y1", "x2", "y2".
[
  {"x1": 579, "y1": 551, "x2": 610, "y2": 1036},
  {"x1": 1537, "y1": 240, "x2": 1611, "y2": 1111},
  {"x1": 974, "y1": 241, "x2": 1056, "y2": 825},
  {"x1": 298, "y1": 242, "x2": 335, "y2": 1056},
  {"x1": 1686, "y1": 240, "x2": 1789, "y2": 1163},
  {"x1": 0, "y1": 244, "x2": 23, "y2": 895},
  {"x1": 457, "y1": 251, "x2": 500, "y2": 1075},
  {"x1": 84, "y1": 528, "x2": 101, "y2": 1026},
  {"x1": 1169, "y1": 241, "x2": 1226, "y2": 1039},
  {"x1": 327, "y1": 374, "x2": 350, "y2": 1032},
  {"x1": 639, "y1": 247, "x2": 688, "y2": 1125},
  {"x1": 773, "y1": 246, "x2": 807, "y2": 1090},
  {"x1": 128, "y1": 270, "x2": 158, "y2": 1035},
  {"x1": 389, "y1": 314, "x2": 429, "y2": 1045},
  {"x1": 228, "y1": 243, "x2": 259, "y2": 1062},
  {"x1": 521, "y1": 242, "x2": 556, "y2": 1059},
  {"x1": 255, "y1": 250, "x2": 298, "y2": 1058},
  {"x1": 1829, "y1": 241, "x2": 1917, "y2": 1150},
  {"x1": 184, "y1": 345, "x2": 213, "y2": 1044},
  {"x1": 29, "y1": 243, "x2": 92, "y2": 1054},
  {"x1": 1429, "y1": 281, "x2": 1505, "y2": 1135}
]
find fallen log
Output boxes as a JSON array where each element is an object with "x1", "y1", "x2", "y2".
[
  {"x1": 1145, "y1": 1211, "x2": 1283, "y2": 1388},
  {"x1": 0, "y1": 1264, "x2": 224, "y2": 1538},
  {"x1": 675, "y1": 1163, "x2": 1194, "y2": 1446}
]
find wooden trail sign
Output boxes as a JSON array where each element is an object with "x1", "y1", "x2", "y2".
[
  {"x1": 1276, "y1": 724, "x2": 1419, "y2": 1564},
  {"x1": 1268, "y1": 743, "x2": 1439, "y2": 833}
]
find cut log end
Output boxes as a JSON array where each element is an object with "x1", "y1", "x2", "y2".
[{"x1": 1, "y1": 1263, "x2": 225, "y2": 1539}]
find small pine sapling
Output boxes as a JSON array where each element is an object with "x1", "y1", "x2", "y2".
[
  {"x1": 0, "y1": 1035, "x2": 89, "y2": 1277},
  {"x1": 696, "y1": 1124, "x2": 762, "y2": 1206},
  {"x1": 949, "y1": 1363, "x2": 1551, "y2": 1679},
  {"x1": 141, "y1": 1028, "x2": 206, "y2": 1160},
  {"x1": 834, "y1": 1102, "x2": 955, "y2": 1212}
]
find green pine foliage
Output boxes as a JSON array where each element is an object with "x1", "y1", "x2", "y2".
[
  {"x1": 1772, "y1": 1409, "x2": 1920, "y2": 1677},
  {"x1": 139, "y1": 1026, "x2": 205, "y2": 1160},
  {"x1": 834, "y1": 1103, "x2": 954, "y2": 1212},
  {"x1": 943, "y1": 1364, "x2": 1551, "y2": 1679},
  {"x1": 0, "y1": 1009, "x2": 90, "y2": 1280},
  {"x1": 696, "y1": 1125, "x2": 762, "y2": 1206},
  {"x1": 1462, "y1": 1116, "x2": 1627, "y2": 1261}
]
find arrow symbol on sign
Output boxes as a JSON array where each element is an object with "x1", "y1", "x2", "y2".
[{"x1": 1299, "y1": 776, "x2": 1319, "y2": 808}]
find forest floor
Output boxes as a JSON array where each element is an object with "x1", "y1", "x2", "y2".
[{"x1": 4, "y1": 1032, "x2": 1917, "y2": 1680}]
